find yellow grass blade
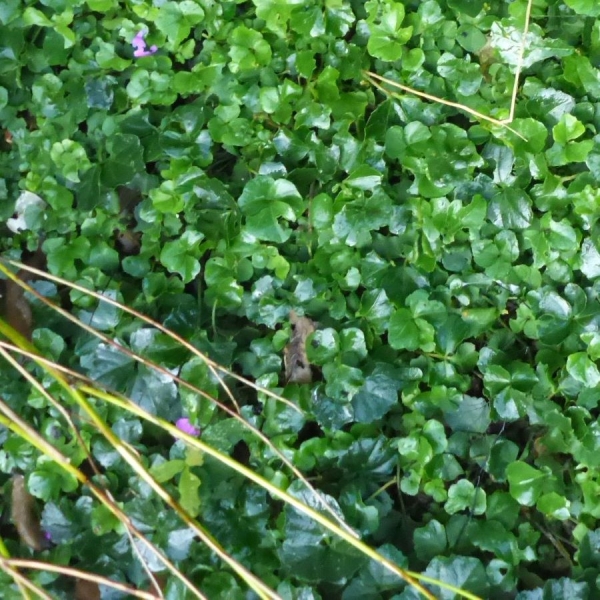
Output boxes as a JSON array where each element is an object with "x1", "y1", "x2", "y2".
[{"x1": 0, "y1": 559, "x2": 164, "y2": 600}]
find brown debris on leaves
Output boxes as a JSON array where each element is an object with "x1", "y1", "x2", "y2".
[
  {"x1": 74, "y1": 579, "x2": 101, "y2": 600},
  {"x1": 115, "y1": 229, "x2": 141, "y2": 256},
  {"x1": 4, "y1": 279, "x2": 33, "y2": 341},
  {"x1": 11, "y1": 474, "x2": 47, "y2": 551},
  {"x1": 284, "y1": 310, "x2": 315, "y2": 384},
  {"x1": 1, "y1": 248, "x2": 47, "y2": 342}
]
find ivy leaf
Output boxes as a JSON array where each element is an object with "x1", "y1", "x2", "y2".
[
  {"x1": 487, "y1": 189, "x2": 533, "y2": 230},
  {"x1": 159, "y1": 230, "x2": 204, "y2": 283},
  {"x1": 155, "y1": 0, "x2": 205, "y2": 48},
  {"x1": 50, "y1": 140, "x2": 92, "y2": 183},
  {"x1": 553, "y1": 114, "x2": 586, "y2": 144},
  {"x1": 352, "y1": 366, "x2": 402, "y2": 423},
  {"x1": 80, "y1": 343, "x2": 136, "y2": 390},
  {"x1": 448, "y1": 0, "x2": 485, "y2": 17},
  {"x1": 365, "y1": 0, "x2": 413, "y2": 62},
  {"x1": 238, "y1": 176, "x2": 304, "y2": 242},
  {"x1": 490, "y1": 22, "x2": 573, "y2": 70},
  {"x1": 388, "y1": 308, "x2": 420, "y2": 351},
  {"x1": 414, "y1": 520, "x2": 448, "y2": 563},
  {"x1": 580, "y1": 239, "x2": 600, "y2": 280},
  {"x1": 413, "y1": 556, "x2": 488, "y2": 599},
  {"x1": 102, "y1": 133, "x2": 145, "y2": 187},
  {"x1": 564, "y1": 0, "x2": 600, "y2": 16},
  {"x1": 179, "y1": 467, "x2": 201, "y2": 518},
  {"x1": 445, "y1": 479, "x2": 486, "y2": 515},
  {"x1": 129, "y1": 365, "x2": 179, "y2": 420},
  {"x1": 437, "y1": 53, "x2": 482, "y2": 96},
  {"x1": 506, "y1": 461, "x2": 550, "y2": 506},
  {"x1": 28, "y1": 464, "x2": 78, "y2": 502},
  {"x1": 566, "y1": 353, "x2": 600, "y2": 387},
  {"x1": 151, "y1": 460, "x2": 185, "y2": 483}
]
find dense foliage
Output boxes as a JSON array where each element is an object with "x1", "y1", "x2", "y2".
[{"x1": 2, "y1": 0, "x2": 600, "y2": 597}]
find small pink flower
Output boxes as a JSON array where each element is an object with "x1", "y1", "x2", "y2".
[
  {"x1": 132, "y1": 29, "x2": 157, "y2": 57},
  {"x1": 175, "y1": 418, "x2": 201, "y2": 437}
]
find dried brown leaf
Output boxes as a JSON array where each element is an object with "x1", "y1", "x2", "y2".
[
  {"x1": 75, "y1": 579, "x2": 101, "y2": 600},
  {"x1": 115, "y1": 230, "x2": 141, "y2": 256},
  {"x1": 284, "y1": 311, "x2": 315, "y2": 384},
  {"x1": 4, "y1": 280, "x2": 33, "y2": 341},
  {"x1": 1, "y1": 250, "x2": 46, "y2": 341},
  {"x1": 11, "y1": 475, "x2": 46, "y2": 551}
]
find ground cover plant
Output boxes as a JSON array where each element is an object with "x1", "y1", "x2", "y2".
[{"x1": 1, "y1": 0, "x2": 600, "y2": 597}]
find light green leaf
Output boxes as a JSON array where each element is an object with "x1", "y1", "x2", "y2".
[
  {"x1": 179, "y1": 467, "x2": 201, "y2": 518},
  {"x1": 506, "y1": 461, "x2": 549, "y2": 506},
  {"x1": 155, "y1": 0, "x2": 205, "y2": 47},
  {"x1": 160, "y1": 231, "x2": 204, "y2": 283},
  {"x1": 566, "y1": 352, "x2": 600, "y2": 387},
  {"x1": 564, "y1": 0, "x2": 600, "y2": 16},
  {"x1": 50, "y1": 140, "x2": 92, "y2": 183},
  {"x1": 388, "y1": 308, "x2": 420, "y2": 351}
]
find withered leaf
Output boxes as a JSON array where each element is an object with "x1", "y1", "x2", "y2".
[
  {"x1": 11, "y1": 474, "x2": 46, "y2": 551},
  {"x1": 115, "y1": 230, "x2": 141, "y2": 256},
  {"x1": 1, "y1": 250, "x2": 46, "y2": 342},
  {"x1": 75, "y1": 579, "x2": 101, "y2": 600},
  {"x1": 284, "y1": 310, "x2": 315, "y2": 384},
  {"x1": 4, "y1": 280, "x2": 33, "y2": 341}
]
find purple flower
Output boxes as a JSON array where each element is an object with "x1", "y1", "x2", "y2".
[
  {"x1": 175, "y1": 418, "x2": 201, "y2": 437},
  {"x1": 132, "y1": 29, "x2": 157, "y2": 57}
]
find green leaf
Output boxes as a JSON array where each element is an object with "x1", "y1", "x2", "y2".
[
  {"x1": 91, "y1": 504, "x2": 121, "y2": 535},
  {"x1": 456, "y1": 24, "x2": 487, "y2": 53},
  {"x1": 306, "y1": 328, "x2": 339, "y2": 364},
  {"x1": 23, "y1": 7, "x2": 52, "y2": 27},
  {"x1": 490, "y1": 22, "x2": 573, "y2": 70},
  {"x1": 344, "y1": 165, "x2": 382, "y2": 190},
  {"x1": 204, "y1": 258, "x2": 244, "y2": 309},
  {"x1": 566, "y1": 352, "x2": 600, "y2": 387},
  {"x1": 179, "y1": 467, "x2": 201, "y2": 518},
  {"x1": 0, "y1": 0, "x2": 20, "y2": 25},
  {"x1": 50, "y1": 140, "x2": 92, "y2": 183},
  {"x1": 537, "y1": 492, "x2": 570, "y2": 520},
  {"x1": 40, "y1": 503, "x2": 75, "y2": 545},
  {"x1": 444, "y1": 396, "x2": 490, "y2": 434},
  {"x1": 448, "y1": 0, "x2": 484, "y2": 17},
  {"x1": 332, "y1": 189, "x2": 392, "y2": 247},
  {"x1": 437, "y1": 52, "x2": 482, "y2": 96},
  {"x1": 487, "y1": 189, "x2": 533, "y2": 230},
  {"x1": 445, "y1": 479, "x2": 486, "y2": 515},
  {"x1": 580, "y1": 239, "x2": 600, "y2": 280},
  {"x1": 339, "y1": 328, "x2": 368, "y2": 365},
  {"x1": 564, "y1": 0, "x2": 600, "y2": 16},
  {"x1": 506, "y1": 461, "x2": 550, "y2": 506},
  {"x1": 155, "y1": 0, "x2": 205, "y2": 48},
  {"x1": 151, "y1": 460, "x2": 185, "y2": 483},
  {"x1": 365, "y1": 0, "x2": 413, "y2": 62},
  {"x1": 553, "y1": 114, "x2": 586, "y2": 144},
  {"x1": 388, "y1": 308, "x2": 420, "y2": 351},
  {"x1": 159, "y1": 230, "x2": 204, "y2": 283},
  {"x1": 352, "y1": 366, "x2": 402, "y2": 423},
  {"x1": 229, "y1": 25, "x2": 272, "y2": 73},
  {"x1": 420, "y1": 556, "x2": 488, "y2": 599},
  {"x1": 28, "y1": 464, "x2": 78, "y2": 502},
  {"x1": 414, "y1": 520, "x2": 447, "y2": 562},
  {"x1": 238, "y1": 176, "x2": 303, "y2": 243},
  {"x1": 102, "y1": 133, "x2": 145, "y2": 187}
]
